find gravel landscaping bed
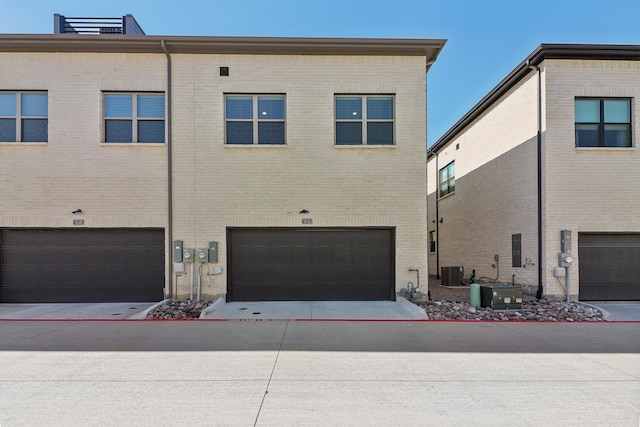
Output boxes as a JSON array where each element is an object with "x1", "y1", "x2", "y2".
[
  {"x1": 146, "y1": 300, "x2": 214, "y2": 319},
  {"x1": 145, "y1": 283, "x2": 606, "y2": 322},
  {"x1": 419, "y1": 284, "x2": 605, "y2": 322}
]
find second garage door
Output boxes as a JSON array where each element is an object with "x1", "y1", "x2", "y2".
[
  {"x1": 578, "y1": 233, "x2": 640, "y2": 301},
  {"x1": 228, "y1": 228, "x2": 395, "y2": 302}
]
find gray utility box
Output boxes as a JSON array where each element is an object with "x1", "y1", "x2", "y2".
[
  {"x1": 480, "y1": 284, "x2": 523, "y2": 309},
  {"x1": 441, "y1": 266, "x2": 464, "y2": 286}
]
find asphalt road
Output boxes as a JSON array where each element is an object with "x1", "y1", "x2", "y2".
[{"x1": 0, "y1": 320, "x2": 638, "y2": 426}]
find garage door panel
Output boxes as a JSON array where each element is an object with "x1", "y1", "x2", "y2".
[
  {"x1": 228, "y1": 228, "x2": 394, "y2": 302},
  {"x1": 579, "y1": 233, "x2": 640, "y2": 301},
  {"x1": 0, "y1": 229, "x2": 164, "y2": 303}
]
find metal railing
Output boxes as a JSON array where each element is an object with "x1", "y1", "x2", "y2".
[{"x1": 54, "y1": 14, "x2": 145, "y2": 35}]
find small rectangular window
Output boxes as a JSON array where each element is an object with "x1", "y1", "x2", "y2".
[
  {"x1": 429, "y1": 230, "x2": 436, "y2": 253},
  {"x1": 0, "y1": 92, "x2": 48, "y2": 142},
  {"x1": 103, "y1": 93, "x2": 165, "y2": 143},
  {"x1": 335, "y1": 95, "x2": 394, "y2": 145},
  {"x1": 438, "y1": 161, "x2": 455, "y2": 197},
  {"x1": 225, "y1": 95, "x2": 286, "y2": 145},
  {"x1": 575, "y1": 98, "x2": 631, "y2": 148}
]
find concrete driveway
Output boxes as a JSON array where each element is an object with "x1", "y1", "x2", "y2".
[
  {"x1": 590, "y1": 302, "x2": 640, "y2": 321},
  {"x1": 0, "y1": 302, "x2": 161, "y2": 320}
]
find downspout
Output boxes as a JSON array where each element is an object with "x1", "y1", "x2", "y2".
[
  {"x1": 427, "y1": 149, "x2": 440, "y2": 279},
  {"x1": 161, "y1": 40, "x2": 174, "y2": 300},
  {"x1": 425, "y1": 61, "x2": 440, "y2": 281},
  {"x1": 528, "y1": 61, "x2": 543, "y2": 300}
]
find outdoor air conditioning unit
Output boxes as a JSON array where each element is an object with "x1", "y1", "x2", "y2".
[{"x1": 441, "y1": 266, "x2": 464, "y2": 286}]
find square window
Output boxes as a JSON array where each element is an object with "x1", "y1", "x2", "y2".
[
  {"x1": 0, "y1": 92, "x2": 48, "y2": 143},
  {"x1": 575, "y1": 98, "x2": 631, "y2": 148},
  {"x1": 225, "y1": 95, "x2": 285, "y2": 145},
  {"x1": 103, "y1": 93, "x2": 165, "y2": 143},
  {"x1": 335, "y1": 95, "x2": 394, "y2": 145}
]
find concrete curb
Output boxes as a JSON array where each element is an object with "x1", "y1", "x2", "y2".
[
  {"x1": 199, "y1": 297, "x2": 226, "y2": 318},
  {"x1": 579, "y1": 301, "x2": 611, "y2": 321},
  {"x1": 131, "y1": 299, "x2": 170, "y2": 320}
]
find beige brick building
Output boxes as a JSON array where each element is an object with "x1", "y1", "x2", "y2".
[
  {"x1": 427, "y1": 44, "x2": 640, "y2": 301},
  {"x1": 0, "y1": 20, "x2": 445, "y2": 302}
]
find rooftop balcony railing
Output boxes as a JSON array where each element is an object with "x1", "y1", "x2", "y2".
[{"x1": 54, "y1": 14, "x2": 145, "y2": 35}]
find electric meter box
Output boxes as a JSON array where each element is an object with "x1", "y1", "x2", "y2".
[{"x1": 480, "y1": 284, "x2": 523, "y2": 309}]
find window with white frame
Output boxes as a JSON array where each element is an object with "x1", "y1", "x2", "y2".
[
  {"x1": 104, "y1": 93, "x2": 165, "y2": 143},
  {"x1": 439, "y1": 161, "x2": 455, "y2": 197},
  {"x1": 225, "y1": 95, "x2": 286, "y2": 145},
  {"x1": 335, "y1": 95, "x2": 394, "y2": 145},
  {"x1": 575, "y1": 98, "x2": 632, "y2": 148},
  {"x1": 0, "y1": 92, "x2": 48, "y2": 142}
]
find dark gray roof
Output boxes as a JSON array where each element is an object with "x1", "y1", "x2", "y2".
[{"x1": 429, "y1": 43, "x2": 640, "y2": 155}]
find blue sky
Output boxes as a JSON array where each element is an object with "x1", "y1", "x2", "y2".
[{"x1": 3, "y1": 0, "x2": 640, "y2": 144}]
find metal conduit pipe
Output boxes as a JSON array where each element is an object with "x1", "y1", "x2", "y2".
[{"x1": 161, "y1": 40, "x2": 174, "y2": 300}]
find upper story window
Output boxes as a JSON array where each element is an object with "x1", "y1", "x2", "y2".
[
  {"x1": 225, "y1": 95, "x2": 286, "y2": 145},
  {"x1": 104, "y1": 93, "x2": 165, "y2": 143},
  {"x1": 439, "y1": 161, "x2": 455, "y2": 197},
  {"x1": 335, "y1": 95, "x2": 394, "y2": 145},
  {"x1": 0, "y1": 92, "x2": 48, "y2": 142},
  {"x1": 575, "y1": 98, "x2": 632, "y2": 148}
]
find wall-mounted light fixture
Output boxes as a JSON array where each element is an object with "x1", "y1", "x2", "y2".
[
  {"x1": 439, "y1": 217, "x2": 443, "y2": 223},
  {"x1": 72, "y1": 209, "x2": 83, "y2": 215},
  {"x1": 299, "y1": 209, "x2": 310, "y2": 214}
]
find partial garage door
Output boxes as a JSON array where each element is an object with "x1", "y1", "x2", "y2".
[
  {"x1": 579, "y1": 233, "x2": 640, "y2": 301},
  {"x1": 0, "y1": 229, "x2": 164, "y2": 303},
  {"x1": 228, "y1": 228, "x2": 395, "y2": 302}
]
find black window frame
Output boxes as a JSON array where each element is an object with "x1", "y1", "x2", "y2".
[
  {"x1": 575, "y1": 97, "x2": 632, "y2": 148},
  {"x1": 438, "y1": 161, "x2": 455, "y2": 198}
]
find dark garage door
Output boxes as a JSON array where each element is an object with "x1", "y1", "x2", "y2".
[
  {"x1": 0, "y1": 229, "x2": 164, "y2": 303},
  {"x1": 579, "y1": 233, "x2": 640, "y2": 301},
  {"x1": 228, "y1": 228, "x2": 395, "y2": 302}
]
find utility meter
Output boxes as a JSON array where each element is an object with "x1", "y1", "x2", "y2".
[
  {"x1": 183, "y1": 249, "x2": 195, "y2": 262},
  {"x1": 197, "y1": 248, "x2": 209, "y2": 262},
  {"x1": 558, "y1": 253, "x2": 572, "y2": 268}
]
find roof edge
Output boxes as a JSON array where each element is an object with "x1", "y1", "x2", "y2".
[
  {"x1": 429, "y1": 43, "x2": 640, "y2": 155},
  {"x1": 0, "y1": 34, "x2": 446, "y2": 62}
]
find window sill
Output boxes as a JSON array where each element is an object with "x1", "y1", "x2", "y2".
[
  {"x1": 437, "y1": 192, "x2": 455, "y2": 202},
  {"x1": 335, "y1": 144, "x2": 396, "y2": 149},
  {"x1": 224, "y1": 144, "x2": 287, "y2": 148},
  {"x1": 101, "y1": 142, "x2": 165, "y2": 147},
  {"x1": 0, "y1": 142, "x2": 47, "y2": 146},
  {"x1": 576, "y1": 147, "x2": 636, "y2": 152}
]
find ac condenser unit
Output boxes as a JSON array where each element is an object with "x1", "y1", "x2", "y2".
[{"x1": 441, "y1": 266, "x2": 464, "y2": 286}]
